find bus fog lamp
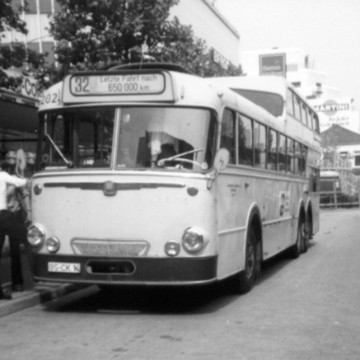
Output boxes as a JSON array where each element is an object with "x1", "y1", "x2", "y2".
[
  {"x1": 182, "y1": 228, "x2": 204, "y2": 254},
  {"x1": 46, "y1": 236, "x2": 61, "y2": 254},
  {"x1": 165, "y1": 241, "x2": 181, "y2": 257},
  {"x1": 27, "y1": 225, "x2": 45, "y2": 247}
]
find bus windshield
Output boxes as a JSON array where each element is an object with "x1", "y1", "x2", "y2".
[{"x1": 39, "y1": 106, "x2": 217, "y2": 172}]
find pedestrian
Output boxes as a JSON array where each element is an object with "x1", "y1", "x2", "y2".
[
  {"x1": 0, "y1": 151, "x2": 30, "y2": 300},
  {"x1": 24, "y1": 152, "x2": 36, "y2": 178}
]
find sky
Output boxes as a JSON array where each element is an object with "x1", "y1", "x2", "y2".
[{"x1": 216, "y1": 0, "x2": 360, "y2": 108}]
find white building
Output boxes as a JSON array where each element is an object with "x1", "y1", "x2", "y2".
[
  {"x1": 3, "y1": 0, "x2": 240, "y2": 70},
  {"x1": 241, "y1": 47, "x2": 360, "y2": 134},
  {"x1": 170, "y1": 0, "x2": 239, "y2": 66}
]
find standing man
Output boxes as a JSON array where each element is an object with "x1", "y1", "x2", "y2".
[{"x1": 0, "y1": 156, "x2": 29, "y2": 300}]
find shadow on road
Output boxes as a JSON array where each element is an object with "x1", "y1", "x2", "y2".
[{"x1": 43, "y1": 241, "x2": 317, "y2": 315}]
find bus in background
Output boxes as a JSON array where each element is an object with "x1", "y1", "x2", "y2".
[{"x1": 27, "y1": 64, "x2": 320, "y2": 295}]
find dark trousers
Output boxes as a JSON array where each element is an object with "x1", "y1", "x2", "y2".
[{"x1": 0, "y1": 210, "x2": 30, "y2": 296}]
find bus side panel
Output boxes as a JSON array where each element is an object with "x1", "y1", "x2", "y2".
[{"x1": 215, "y1": 169, "x2": 307, "y2": 278}]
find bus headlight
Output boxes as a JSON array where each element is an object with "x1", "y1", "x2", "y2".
[
  {"x1": 27, "y1": 224, "x2": 46, "y2": 248},
  {"x1": 46, "y1": 236, "x2": 61, "y2": 254},
  {"x1": 182, "y1": 227, "x2": 205, "y2": 254}
]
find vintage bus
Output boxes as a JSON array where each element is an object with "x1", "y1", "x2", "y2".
[{"x1": 27, "y1": 64, "x2": 320, "y2": 294}]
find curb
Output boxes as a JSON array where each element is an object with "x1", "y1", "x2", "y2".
[{"x1": 0, "y1": 282, "x2": 89, "y2": 318}]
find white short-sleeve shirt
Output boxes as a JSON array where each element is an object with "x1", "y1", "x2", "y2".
[{"x1": 0, "y1": 171, "x2": 27, "y2": 211}]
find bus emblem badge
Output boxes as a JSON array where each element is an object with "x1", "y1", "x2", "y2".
[{"x1": 103, "y1": 181, "x2": 117, "y2": 196}]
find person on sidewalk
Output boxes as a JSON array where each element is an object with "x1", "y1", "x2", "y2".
[{"x1": 0, "y1": 152, "x2": 29, "y2": 300}]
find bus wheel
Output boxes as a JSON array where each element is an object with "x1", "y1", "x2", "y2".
[
  {"x1": 289, "y1": 216, "x2": 305, "y2": 259},
  {"x1": 232, "y1": 227, "x2": 259, "y2": 294},
  {"x1": 303, "y1": 216, "x2": 311, "y2": 253}
]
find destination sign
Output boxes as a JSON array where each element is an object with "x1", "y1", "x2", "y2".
[{"x1": 69, "y1": 73, "x2": 165, "y2": 96}]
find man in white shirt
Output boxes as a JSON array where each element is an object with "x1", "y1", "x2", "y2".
[{"x1": 0, "y1": 170, "x2": 28, "y2": 300}]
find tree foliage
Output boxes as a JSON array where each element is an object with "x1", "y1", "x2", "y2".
[
  {"x1": 0, "y1": 0, "x2": 27, "y2": 34},
  {"x1": 44, "y1": 0, "x2": 242, "y2": 86},
  {"x1": 0, "y1": 0, "x2": 44, "y2": 91}
]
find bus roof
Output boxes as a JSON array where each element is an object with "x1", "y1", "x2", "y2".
[
  {"x1": 209, "y1": 75, "x2": 290, "y2": 98},
  {"x1": 39, "y1": 66, "x2": 276, "y2": 123},
  {"x1": 209, "y1": 75, "x2": 318, "y2": 112}
]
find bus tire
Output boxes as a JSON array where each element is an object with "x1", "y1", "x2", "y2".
[
  {"x1": 231, "y1": 227, "x2": 259, "y2": 294},
  {"x1": 289, "y1": 216, "x2": 305, "y2": 259},
  {"x1": 303, "y1": 215, "x2": 311, "y2": 253}
]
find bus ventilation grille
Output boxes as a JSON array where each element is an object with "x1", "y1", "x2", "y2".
[{"x1": 71, "y1": 239, "x2": 150, "y2": 257}]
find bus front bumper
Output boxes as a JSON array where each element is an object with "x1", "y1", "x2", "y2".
[{"x1": 31, "y1": 254, "x2": 218, "y2": 286}]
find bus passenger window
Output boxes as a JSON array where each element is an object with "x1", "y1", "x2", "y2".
[
  {"x1": 286, "y1": 88, "x2": 294, "y2": 116},
  {"x1": 254, "y1": 122, "x2": 266, "y2": 169},
  {"x1": 278, "y1": 134, "x2": 286, "y2": 172},
  {"x1": 294, "y1": 96, "x2": 301, "y2": 121},
  {"x1": 267, "y1": 129, "x2": 277, "y2": 170},
  {"x1": 301, "y1": 104, "x2": 308, "y2": 126},
  {"x1": 300, "y1": 145, "x2": 307, "y2": 175},
  {"x1": 294, "y1": 141, "x2": 301, "y2": 174},
  {"x1": 287, "y1": 138, "x2": 295, "y2": 173},
  {"x1": 220, "y1": 110, "x2": 236, "y2": 164},
  {"x1": 238, "y1": 114, "x2": 253, "y2": 165}
]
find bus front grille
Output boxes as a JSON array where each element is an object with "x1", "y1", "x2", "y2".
[{"x1": 71, "y1": 238, "x2": 150, "y2": 257}]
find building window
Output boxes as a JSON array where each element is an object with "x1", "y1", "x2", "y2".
[
  {"x1": 355, "y1": 155, "x2": 360, "y2": 166},
  {"x1": 40, "y1": 0, "x2": 53, "y2": 14},
  {"x1": 42, "y1": 42, "x2": 55, "y2": 64},
  {"x1": 25, "y1": 0, "x2": 37, "y2": 13}
]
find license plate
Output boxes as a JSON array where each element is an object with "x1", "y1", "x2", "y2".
[{"x1": 48, "y1": 262, "x2": 81, "y2": 273}]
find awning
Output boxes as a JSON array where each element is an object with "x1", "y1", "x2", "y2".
[{"x1": 0, "y1": 88, "x2": 39, "y2": 134}]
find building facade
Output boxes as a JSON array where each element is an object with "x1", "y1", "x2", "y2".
[
  {"x1": 3, "y1": 0, "x2": 239, "y2": 69},
  {"x1": 241, "y1": 47, "x2": 360, "y2": 134}
]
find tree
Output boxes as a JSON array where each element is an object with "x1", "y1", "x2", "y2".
[
  {"x1": 0, "y1": 0, "x2": 44, "y2": 91},
  {"x1": 44, "y1": 0, "x2": 242, "y2": 86}
]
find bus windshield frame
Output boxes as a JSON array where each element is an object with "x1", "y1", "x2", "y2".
[{"x1": 38, "y1": 106, "x2": 218, "y2": 173}]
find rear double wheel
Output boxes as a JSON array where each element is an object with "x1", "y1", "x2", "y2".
[
  {"x1": 289, "y1": 215, "x2": 307, "y2": 259},
  {"x1": 231, "y1": 227, "x2": 261, "y2": 294}
]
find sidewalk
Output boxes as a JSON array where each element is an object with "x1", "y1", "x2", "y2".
[
  {"x1": 0, "y1": 281, "x2": 86, "y2": 317},
  {"x1": 1, "y1": 241, "x2": 88, "y2": 317}
]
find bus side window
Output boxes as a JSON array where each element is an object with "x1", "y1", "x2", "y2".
[
  {"x1": 286, "y1": 88, "x2": 294, "y2": 116},
  {"x1": 254, "y1": 121, "x2": 266, "y2": 169},
  {"x1": 287, "y1": 138, "x2": 295, "y2": 173},
  {"x1": 294, "y1": 96, "x2": 301, "y2": 121},
  {"x1": 301, "y1": 104, "x2": 308, "y2": 126},
  {"x1": 267, "y1": 129, "x2": 277, "y2": 170},
  {"x1": 300, "y1": 145, "x2": 307, "y2": 175},
  {"x1": 238, "y1": 114, "x2": 253, "y2": 166},
  {"x1": 220, "y1": 109, "x2": 236, "y2": 164},
  {"x1": 294, "y1": 141, "x2": 301, "y2": 174},
  {"x1": 278, "y1": 134, "x2": 286, "y2": 172}
]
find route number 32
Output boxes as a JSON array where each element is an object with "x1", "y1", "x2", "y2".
[{"x1": 73, "y1": 76, "x2": 90, "y2": 93}]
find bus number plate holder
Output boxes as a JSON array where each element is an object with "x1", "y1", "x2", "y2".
[{"x1": 48, "y1": 262, "x2": 81, "y2": 273}]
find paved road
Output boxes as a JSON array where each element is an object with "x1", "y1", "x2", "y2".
[{"x1": 0, "y1": 208, "x2": 360, "y2": 360}]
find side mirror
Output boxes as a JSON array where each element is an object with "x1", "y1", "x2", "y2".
[{"x1": 213, "y1": 148, "x2": 230, "y2": 172}]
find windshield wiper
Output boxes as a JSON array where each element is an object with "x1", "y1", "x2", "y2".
[
  {"x1": 45, "y1": 133, "x2": 73, "y2": 167},
  {"x1": 157, "y1": 148, "x2": 205, "y2": 169}
]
